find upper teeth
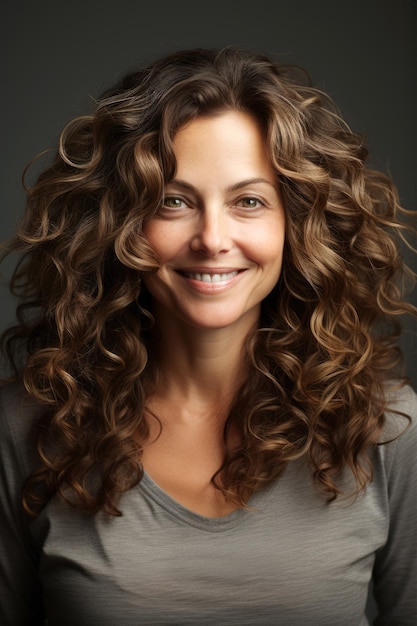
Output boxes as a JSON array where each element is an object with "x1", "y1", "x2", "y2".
[{"x1": 185, "y1": 271, "x2": 238, "y2": 283}]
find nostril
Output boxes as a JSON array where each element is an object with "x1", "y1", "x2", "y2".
[{"x1": 190, "y1": 221, "x2": 232, "y2": 256}]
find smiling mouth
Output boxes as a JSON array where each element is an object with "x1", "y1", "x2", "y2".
[{"x1": 180, "y1": 270, "x2": 240, "y2": 283}]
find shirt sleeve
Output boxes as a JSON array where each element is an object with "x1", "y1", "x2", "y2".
[
  {"x1": 372, "y1": 385, "x2": 417, "y2": 625},
  {"x1": 0, "y1": 385, "x2": 45, "y2": 625}
]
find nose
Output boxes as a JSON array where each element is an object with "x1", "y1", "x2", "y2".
[{"x1": 190, "y1": 208, "x2": 232, "y2": 256}]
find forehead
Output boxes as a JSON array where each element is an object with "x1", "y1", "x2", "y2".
[
  {"x1": 171, "y1": 111, "x2": 275, "y2": 183},
  {"x1": 173, "y1": 110, "x2": 265, "y2": 146}
]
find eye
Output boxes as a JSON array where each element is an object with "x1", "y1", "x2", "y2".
[
  {"x1": 236, "y1": 196, "x2": 265, "y2": 210},
  {"x1": 162, "y1": 196, "x2": 189, "y2": 210}
]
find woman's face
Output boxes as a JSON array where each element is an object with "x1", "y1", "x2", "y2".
[{"x1": 142, "y1": 110, "x2": 285, "y2": 334}]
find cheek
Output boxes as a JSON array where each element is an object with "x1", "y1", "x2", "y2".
[
  {"x1": 142, "y1": 221, "x2": 177, "y2": 261},
  {"x1": 251, "y1": 225, "x2": 285, "y2": 268}
]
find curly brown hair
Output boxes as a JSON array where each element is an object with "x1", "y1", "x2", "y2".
[{"x1": 1, "y1": 46, "x2": 415, "y2": 516}]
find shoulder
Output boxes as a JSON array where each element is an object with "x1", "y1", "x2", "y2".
[
  {"x1": 385, "y1": 383, "x2": 417, "y2": 418},
  {"x1": 375, "y1": 384, "x2": 417, "y2": 484},
  {"x1": 0, "y1": 380, "x2": 43, "y2": 432},
  {"x1": 0, "y1": 381, "x2": 44, "y2": 477},
  {"x1": 381, "y1": 383, "x2": 417, "y2": 442}
]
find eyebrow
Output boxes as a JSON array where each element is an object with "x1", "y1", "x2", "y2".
[{"x1": 167, "y1": 177, "x2": 277, "y2": 193}]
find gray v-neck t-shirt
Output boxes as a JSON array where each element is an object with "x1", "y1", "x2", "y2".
[{"x1": 1, "y1": 383, "x2": 416, "y2": 625}]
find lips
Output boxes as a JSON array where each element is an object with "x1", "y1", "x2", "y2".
[{"x1": 182, "y1": 270, "x2": 239, "y2": 283}]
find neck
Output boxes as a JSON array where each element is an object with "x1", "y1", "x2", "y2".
[{"x1": 147, "y1": 308, "x2": 255, "y2": 412}]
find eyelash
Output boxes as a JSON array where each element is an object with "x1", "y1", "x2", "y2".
[
  {"x1": 162, "y1": 196, "x2": 189, "y2": 210},
  {"x1": 236, "y1": 196, "x2": 266, "y2": 209},
  {"x1": 161, "y1": 195, "x2": 266, "y2": 211}
]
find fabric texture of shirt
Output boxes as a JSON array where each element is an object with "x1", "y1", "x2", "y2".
[{"x1": 0, "y1": 382, "x2": 416, "y2": 625}]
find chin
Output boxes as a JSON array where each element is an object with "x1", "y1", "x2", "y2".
[{"x1": 180, "y1": 307, "x2": 259, "y2": 332}]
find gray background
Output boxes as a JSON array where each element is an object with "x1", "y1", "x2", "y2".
[
  {"x1": 1, "y1": 1, "x2": 416, "y2": 388},
  {"x1": 3, "y1": 1, "x2": 416, "y2": 388},
  {"x1": 0, "y1": 0, "x2": 416, "y2": 618}
]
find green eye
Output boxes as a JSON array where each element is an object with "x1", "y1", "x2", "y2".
[{"x1": 163, "y1": 196, "x2": 186, "y2": 209}]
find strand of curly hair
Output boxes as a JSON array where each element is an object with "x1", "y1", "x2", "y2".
[{"x1": 1, "y1": 46, "x2": 415, "y2": 516}]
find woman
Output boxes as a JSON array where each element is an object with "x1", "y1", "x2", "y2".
[{"x1": 0, "y1": 46, "x2": 416, "y2": 625}]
